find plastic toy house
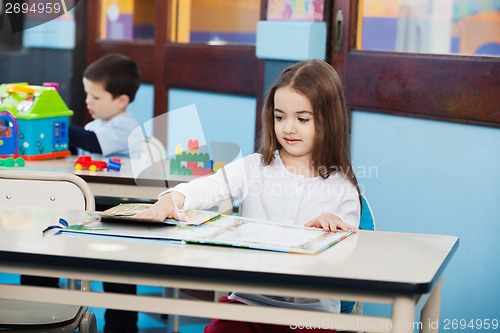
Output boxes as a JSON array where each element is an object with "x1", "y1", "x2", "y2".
[{"x1": 0, "y1": 83, "x2": 73, "y2": 160}]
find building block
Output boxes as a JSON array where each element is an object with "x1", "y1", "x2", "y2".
[
  {"x1": 169, "y1": 139, "x2": 224, "y2": 176},
  {"x1": 187, "y1": 139, "x2": 199, "y2": 153},
  {"x1": 107, "y1": 158, "x2": 122, "y2": 171},
  {"x1": 214, "y1": 162, "x2": 225, "y2": 171}
]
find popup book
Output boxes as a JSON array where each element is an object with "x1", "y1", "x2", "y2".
[{"x1": 59, "y1": 207, "x2": 354, "y2": 255}]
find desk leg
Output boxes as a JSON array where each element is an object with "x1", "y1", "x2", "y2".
[
  {"x1": 421, "y1": 277, "x2": 442, "y2": 333},
  {"x1": 172, "y1": 287, "x2": 180, "y2": 333},
  {"x1": 392, "y1": 296, "x2": 416, "y2": 333},
  {"x1": 162, "y1": 287, "x2": 180, "y2": 333},
  {"x1": 81, "y1": 280, "x2": 91, "y2": 291}
]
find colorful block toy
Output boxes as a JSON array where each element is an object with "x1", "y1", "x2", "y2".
[
  {"x1": 0, "y1": 83, "x2": 73, "y2": 160},
  {"x1": 169, "y1": 139, "x2": 225, "y2": 176}
]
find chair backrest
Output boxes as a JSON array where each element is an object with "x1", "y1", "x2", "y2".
[
  {"x1": 0, "y1": 170, "x2": 95, "y2": 211},
  {"x1": 359, "y1": 194, "x2": 375, "y2": 231},
  {"x1": 131, "y1": 136, "x2": 168, "y2": 181},
  {"x1": 140, "y1": 136, "x2": 166, "y2": 163},
  {"x1": 0, "y1": 170, "x2": 96, "y2": 331}
]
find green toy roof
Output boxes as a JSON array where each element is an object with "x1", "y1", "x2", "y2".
[{"x1": 0, "y1": 83, "x2": 73, "y2": 119}]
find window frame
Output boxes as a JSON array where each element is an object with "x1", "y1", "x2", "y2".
[
  {"x1": 85, "y1": 0, "x2": 265, "y2": 143},
  {"x1": 330, "y1": 0, "x2": 500, "y2": 128}
]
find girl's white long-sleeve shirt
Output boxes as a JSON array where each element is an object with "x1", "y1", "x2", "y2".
[{"x1": 161, "y1": 151, "x2": 360, "y2": 313}]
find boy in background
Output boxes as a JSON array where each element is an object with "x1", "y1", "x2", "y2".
[
  {"x1": 69, "y1": 53, "x2": 142, "y2": 158},
  {"x1": 22, "y1": 54, "x2": 141, "y2": 332},
  {"x1": 70, "y1": 53, "x2": 141, "y2": 333}
]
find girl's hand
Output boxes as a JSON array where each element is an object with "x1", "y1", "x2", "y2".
[
  {"x1": 134, "y1": 192, "x2": 186, "y2": 221},
  {"x1": 304, "y1": 213, "x2": 356, "y2": 232}
]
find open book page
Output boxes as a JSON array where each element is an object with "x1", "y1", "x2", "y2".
[
  {"x1": 99, "y1": 203, "x2": 220, "y2": 226},
  {"x1": 60, "y1": 214, "x2": 354, "y2": 255},
  {"x1": 180, "y1": 216, "x2": 354, "y2": 254}
]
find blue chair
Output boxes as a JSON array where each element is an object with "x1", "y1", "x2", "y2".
[
  {"x1": 340, "y1": 195, "x2": 375, "y2": 314},
  {"x1": 359, "y1": 194, "x2": 376, "y2": 231}
]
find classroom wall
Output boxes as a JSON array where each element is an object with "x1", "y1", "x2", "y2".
[
  {"x1": 0, "y1": 49, "x2": 73, "y2": 104},
  {"x1": 350, "y1": 110, "x2": 500, "y2": 322},
  {"x1": 128, "y1": 83, "x2": 155, "y2": 136},
  {"x1": 167, "y1": 88, "x2": 256, "y2": 157}
]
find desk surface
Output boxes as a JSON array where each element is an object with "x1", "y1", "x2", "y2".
[
  {"x1": 0, "y1": 206, "x2": 459, "y2": 295},
  {"x1": 1, "y1": 156, "x2": 192, "y2": 200}
]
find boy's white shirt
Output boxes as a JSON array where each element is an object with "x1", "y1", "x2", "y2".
[
  {"x1": 81, "y1": 111, "x2": 141, "y2": 158},
  {"x1": 160, "y1": 151, "x2": 360, "y2": 313}
]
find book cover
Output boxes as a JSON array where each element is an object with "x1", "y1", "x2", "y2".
[{"x1": 99, "y1": 203, "x2": 220, "y2": 226}]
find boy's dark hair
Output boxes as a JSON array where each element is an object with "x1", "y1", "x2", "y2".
[{"x1": 83, "y1": 53, "x2": 141, "y2": 103}]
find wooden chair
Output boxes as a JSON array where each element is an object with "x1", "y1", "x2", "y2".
[{"x1": 0, "y1": 170, "x2": 97, "y2": 333}]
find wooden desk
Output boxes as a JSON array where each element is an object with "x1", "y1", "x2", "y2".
[
  {"x1": 0, "y1": 206, "x2": 458, "y2": 333},
  {"x1": 1, "y1": 156, "x2": 192, "y2": 201}
]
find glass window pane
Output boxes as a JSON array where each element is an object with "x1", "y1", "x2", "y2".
[
  {"x1": 99, "y1": 0, "x2": 155, "y2": 41},
  {"x1": 358, "y1": 0, "x2": 500, "y2": 56},
  {"x1": 172, "y1": 0, "x2": 260, "y2": 45}
]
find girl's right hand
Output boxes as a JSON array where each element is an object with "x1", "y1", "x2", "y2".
[{"x1": 134, "y1": 191, "x2": 186, "y2": 221}]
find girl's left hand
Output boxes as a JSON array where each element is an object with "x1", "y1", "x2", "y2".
[{"x1": 304, "y1": 213, "x2": 356, "y2": 232}]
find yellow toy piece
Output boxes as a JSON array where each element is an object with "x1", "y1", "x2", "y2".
[
  {"x1": 213, "y1": 162, "x2": 225, "y2": 171},
  {"x1": 6, "y1": 84, "x2": 36, "y2": 94}
]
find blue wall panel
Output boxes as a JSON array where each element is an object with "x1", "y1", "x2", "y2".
[
  {"x1": 256, "y1": 21, "x2": 326, "y2": 61},
  {"x1": 351, "y1": 111, "x2": 500, "y2": 322},
  {"x1": 128, "y1": 84, "x2": 155, "y2": 137},
  {"x1": 168, "y1": 89, "x2": 256, "y2": 157}
]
